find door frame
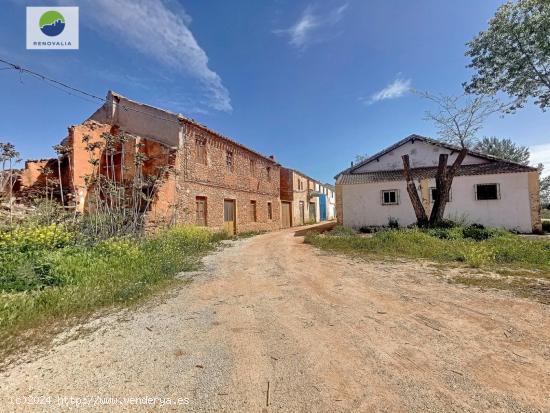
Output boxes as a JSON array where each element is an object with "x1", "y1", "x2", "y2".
[
  {"x1": 223, "y1": 198, "x2": 236, "y2": 235},
  {"x1": 281, "y1": 201, "x2": 292, "y2": 228}
]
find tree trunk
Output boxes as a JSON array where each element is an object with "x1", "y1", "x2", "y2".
[
  {"x1": 9, "y1": 158, "x2": 12, "y2": 225},
  {"x1": 57, "y1": 156, "x2": 64, "y2": 206},
  {"x1": 429, "y1": 149, "x2": 468, "y2": 225},
  {"x1": 401, "y1": 154, "x2": 428, "y2": 226}
]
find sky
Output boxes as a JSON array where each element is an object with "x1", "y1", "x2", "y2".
[{"x1": 0, "y1": 0, "x2": 549, "y2": 182}]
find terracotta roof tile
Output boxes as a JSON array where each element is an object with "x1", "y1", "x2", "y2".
[{"x1": 337, "y1": 162, "x2": 535, "y2": 185}]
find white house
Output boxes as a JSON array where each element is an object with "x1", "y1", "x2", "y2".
[{"x1": 335, "y1": 135, "x2": 542, "y2": 233}]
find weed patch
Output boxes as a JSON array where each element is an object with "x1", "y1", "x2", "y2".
[
  {"x1": 306, "y1": 226, "x2": 550, "y2": 273},
  {"x1": 0, "y1": 225, "x2": 227, "y2": 359}
]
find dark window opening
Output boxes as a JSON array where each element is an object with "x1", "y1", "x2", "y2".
[
  {"x1": 226, "y1": 151, "x2": 233, "y2": 172},
  {"x1": 267, "y1": 202, "x2": 272, "y2": 220},
  {"x1": 430, "y1": 187, "x2": 451, "y2": 203},
  {"x1": 476, "y1": 184, "x2": 499, "y2": 200}
]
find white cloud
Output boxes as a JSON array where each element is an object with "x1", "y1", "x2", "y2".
[
  {"x1": 530, "y1": 143, "x2": 550, "y2": 176},
  {"x1": 365, "y1": 77, "x2": 412, "y2": 104},
  {"x1": 275, "y1": 4, "x2": 348, "y2": 50},
  {"x1": 51, "y1": 0, "x2": 231, "y2": 112}
]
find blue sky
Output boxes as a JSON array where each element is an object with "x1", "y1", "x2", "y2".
[{"x1": 1, "y1": 0, "x2": 549, "y2": 182}]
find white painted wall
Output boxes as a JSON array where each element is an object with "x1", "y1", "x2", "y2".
[
  {"x1": 342, "y1": 172, "x2": 533, "y2": 232},
  {"x1": 354, "y1": 140, "x2": 487, "y2": 173},
  {"x1": 343, "y1": 180, "x2": 416, "y2": 228}
]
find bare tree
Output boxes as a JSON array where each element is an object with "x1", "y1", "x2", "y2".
[
  {"x1": 402, "y1": 93, "x2": 502, "y2": 226},
  {"x1": 1, "y1": 142, "x2": 21, "y2": 225},
  {"x1": 419, "y1": 92, "x2": 505, "y2": 148},
  {"x1": 52, "y1": 144, "x2": 67, "y2": 206}
]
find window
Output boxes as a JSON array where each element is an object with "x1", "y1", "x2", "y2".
[
  {"x1": 249, "y1": 200, "x2": 257, "y2": 222},
  {"x1": 267, "y1": 202, "x2": 272, "y2": 220},
  {"x1": 266, "y1": 167, "x2": 271, "y2": 182},
  {"x1": 297, "y1": 179, "x2": 302, "y2": 190},
  {"x1": 250, "y1": 159, "x2": 256, "y2": 177},
  {"x1": 429, "y1": 187, "x2": 452, "y2": 203},
  {"x1": 226, "y1": 151, "x2": 233, "y2": 172},
  {"x1": 195, "y1": 196, "x2": 207, "y2": 226},
  {"x1": 381, "y1": 190, "x2": 399, "y2": 205},
  {"x1": 475, "y1": 183, "x2": 500, "y2": 200},
  {"x1": 195, "y1": 137, "x2": 207, "y2": 165}
]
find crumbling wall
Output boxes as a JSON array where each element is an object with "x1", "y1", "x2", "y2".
[{"x1": 69, "y1": 120, "x2": 177, "y2": 222}]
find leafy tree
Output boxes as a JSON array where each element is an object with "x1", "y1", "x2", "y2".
[
  {"x1": 474, "y1": 137, "x2": 530, "y2": 164},
  {"x1": 537, "y1": 163, "x2": 550, "y2": 207},
  {"x1": 465, "y1": 0, "x2": 550, "y2": 111},
  {"x1": 540, "y1": 175, "x2": 550, "y2": 207}
]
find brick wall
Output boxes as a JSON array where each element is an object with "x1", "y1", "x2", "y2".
[
  {"x1": 64, "y1": 117, "x2": 282, "y2": 234},
  {"x1": 528, "y1": 171, "x2": 543, "y2": 233},
  {"x1": 150, "y1": 122, "x2": 281, "y2": 233},
  {"x1": 280, "y1": 167, "x2": 293, "y2": 202},
  {"x1": 69, "y1": 120, "x2": 176, "y2": 215}
]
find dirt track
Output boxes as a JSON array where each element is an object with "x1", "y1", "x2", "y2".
[{"x1": 1, "y1": 224, "x2": 549, "y2": 412}]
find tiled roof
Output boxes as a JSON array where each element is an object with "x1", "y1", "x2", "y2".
[
  {"x1": 334, "y1": 134, "x2": 533, "y2": 178},
  {"x1": 337, "y1": 162, "x2": 536, "y2": 185}
]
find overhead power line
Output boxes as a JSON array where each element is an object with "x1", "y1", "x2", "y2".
[{"x1": 0, "y1": 57, "x2": 185, "y2": 126}]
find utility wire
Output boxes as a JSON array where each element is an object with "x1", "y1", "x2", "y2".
[{"x1": 0, "y1": 57, "x2": 186, "y2": 126}]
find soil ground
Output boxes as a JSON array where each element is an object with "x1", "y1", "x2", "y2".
[{"x1": 1, "y1": 224, "x2": 549, "y2": 412}]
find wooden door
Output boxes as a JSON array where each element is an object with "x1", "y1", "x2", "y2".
[
  {"x1": 299, "y1": 201, "x2": 305, "y2": 225},
  {"x1": 281, "y1": 202, "x2": 291, "y2": 228},
  {"x1": 223, "y1": 199, "x2": 236, "y2": 235},
  {"x1": 196, "y1": 197, "x2": 207, "y2": 226}
]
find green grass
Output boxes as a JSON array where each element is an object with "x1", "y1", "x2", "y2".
[
  {"x1": 0, "y1": 225, "x2": 227, "y2": 359},
  {"x1": 305, "y1": 226, "x2": 550, "y2": 274}
]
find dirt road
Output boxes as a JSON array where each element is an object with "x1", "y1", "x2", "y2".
[{"x1": 1, "y1": 225, "x2": 549, "y2": 412}]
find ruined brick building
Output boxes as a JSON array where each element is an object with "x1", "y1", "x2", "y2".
[{"x1": 17, "y1": 91, "x2": 283, "y2": 234}]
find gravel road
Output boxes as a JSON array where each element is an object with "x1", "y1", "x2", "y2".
[{"x1": 1, "y1": 224, "x2": 549, "y2": 412}]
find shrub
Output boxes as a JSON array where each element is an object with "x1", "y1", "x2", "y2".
[
  {"x1": 305, "y1": 227, "x2": 550, "y2": 272},
  {"x1": 328, "y1": 225, "x2": 357, "y2": 236},
  {"x1": 462, "y1": 224, "x2": 492, "y2": 241},
  {"x1": 0, "y1": 224, "x2": 74, "y2": 253},
  {"x1": 388, "y1": 217, "x2": 399, "y2": 229},
  {"x1": 358, "y1": 226, "x2": 375, "y2": 234}
]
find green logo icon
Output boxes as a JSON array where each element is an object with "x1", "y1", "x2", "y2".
[{"x1": 39, "y1": 10, "x2": 65, "y2": 37}]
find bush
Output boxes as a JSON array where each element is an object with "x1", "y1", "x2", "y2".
[
  {"x1": 388, "y1": 217, "x2": 399, "y2": 229},
  {"x1": 328, "y1": 225, "x2": 357, "y2": 236}
]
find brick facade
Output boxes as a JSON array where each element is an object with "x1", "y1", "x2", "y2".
[
  {"x1": 162, "y1": 122, "x2": 281, "y2": 233},
  {"x1": 64, "y1": 93, "x2": 281, "y2": 234}
]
